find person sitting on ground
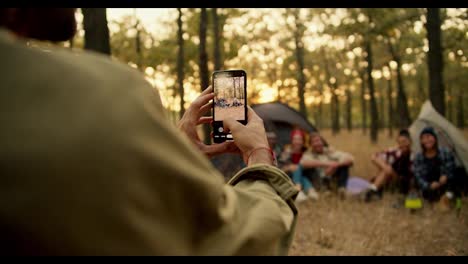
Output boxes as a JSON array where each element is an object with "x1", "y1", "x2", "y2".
[
  {"x1": 278, "y1": 128, "x2": 307, "y2": 177},
  {"x1": 277, "y1": 129, "x2": 318, "y2": 202},
  {"x1": 232, "y1": 97, "x2": 242, "y2": 107},
  {"x1": 298, "y1": 132, "x2": 354, "y2": 199},
  {"x1": 413, "y1": 127, "x2": 456, "y2": 205},
  {"x1": 365, "y1": 129, "x2": 415, "y2": 203},
  {"x1": 0, "y1": 8, "x2": 298, "y2": 255}
]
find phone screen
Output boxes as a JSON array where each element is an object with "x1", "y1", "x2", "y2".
[{"x1": 212, "y1": 70, "x2": 247, "y2": 143}]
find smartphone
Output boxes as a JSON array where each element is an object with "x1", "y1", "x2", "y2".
[{"x1": 212, "y1": 70, "x2": 247, "y2": 143}]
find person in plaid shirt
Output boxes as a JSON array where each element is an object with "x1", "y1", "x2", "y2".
[
  {"x1": 365, "y1": 129, "x2": 414, "y2": 202},
  {"x1": 413, "y1": 127, "x2": 456, "y2": 203}
]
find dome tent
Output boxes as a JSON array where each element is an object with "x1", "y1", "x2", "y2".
[{"x1": 251, "y1": 102, "x2": 317, "y2": 148}]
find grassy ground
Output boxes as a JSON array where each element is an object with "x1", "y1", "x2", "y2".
[{"x1": 288, "y1": 129, "x2": 468, "y2": 256}]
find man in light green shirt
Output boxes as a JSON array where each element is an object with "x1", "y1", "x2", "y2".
[
  {"x1": 300, "y1": 133, "x2": 354, "y2": 198},
  {"x1": 0, "y1": 8, "x2": 298, "y2": 255}
]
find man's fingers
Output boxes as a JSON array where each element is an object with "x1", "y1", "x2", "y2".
[
  {"x1": 192, "y1": 93, "x2": 215, "y2": 109},
  {"x1": 200, "y1": 85, "x2": 213, "y2": 96},
  {"x1": 223, "y1": 117, "x2": 243, "y2": 133},
  {"x1": 246, "y1": 106, "x2": 262, "y2": 123},
  {"x1": 197, "y1": 116, "x2": 213, "y2": 125},
  {"x1": 199, "y1": 101, "x2": 213, "y2": 116}
]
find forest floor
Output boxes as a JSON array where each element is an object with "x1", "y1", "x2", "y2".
[{"x1": 288, "y1": 129, "x2": 468, "y2": 256}]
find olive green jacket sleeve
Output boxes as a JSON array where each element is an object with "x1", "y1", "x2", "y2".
[{"x1": 0, "y1": 29, "x2": 298, "y2": 256}]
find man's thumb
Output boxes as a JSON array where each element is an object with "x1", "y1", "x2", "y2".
[{"x1": 224, "y1": 118, "x2": 241, "y2": 133}]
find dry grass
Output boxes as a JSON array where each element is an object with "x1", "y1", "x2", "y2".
[{"x1": 289, "y1": 129, "x2": 468, "y2": 256}]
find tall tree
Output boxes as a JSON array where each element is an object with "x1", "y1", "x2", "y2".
[
  {"x1": 82, "y1": 8, "x2": 110, "y2": 55},
  {"x1": 386, "y1": 74, "x2": 394, "y2": 137},
  {"x1": 177, "y1": 8, "x2": 186, "y2": 119},
  {"x1": 199, "y1": 8, "x2": 211, "y2": 144},
  {"x1": 323, "y1": 51, "x2": 340, "y2": 134},
  {"x1": 360, "y1": 71, "x2": 368, "y2": 134},
  {"x1": 387, "y1": 40, "x2": 412, "y2": 128},
  {"x1": 425, "y1": 8, "x2": 446, "y2": 116},
  {"x1": 346, "y1": 88, "x2": 353, "y2": 132},
  {"x1": 293, "y1": 10, "x2": 308, "y2": 118},
  {"x1": 365, "y1": 39, "x2": 379, "y2": 143},
  {"x1": 317, "y1": 83, "x2": 324, "y2": 129},
  {"x1": 289, "y1": 9, "x2": 307, "y2": 118},
  {"x1": 133, "y1": 9, "x2": 142, "y2": 71},
  {"x1": 212, "y1": 8, "x2": 223, "y2": 71},
  {"x1": 379, "y1": 84, "x2": 385, "y2": 131}
]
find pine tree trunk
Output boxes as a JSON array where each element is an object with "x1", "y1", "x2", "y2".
[
  {"x1": 346, "y1": 89, "x2": 352, "y2": 131},
  {"x1": 426, "y1": 8, "x2": 446, "y2": 116},
  {"x1": 379, "y1": 85, "x2": 385, "y2": 131},
  {"x1": 323, "y1": 52, "x2": 339, "y2": 134},
  {"x1": 387, "y1": 41, "x2": 411, "y2": 128},
  {"x1": 365, "y1": 40, "x2": 379, "y2": 143},
  {"x1": 292, "y1": 9, "x2": 307, "y2": 118},
  {"x1": 360, "y1": 71, "x2": 368, "y2": 135},
  {"x1": 134, "y1": 9, "x2": 142, "y2": 71},
  {"x1": 318, "y1": 84, "x2": 323, "y2": 129},
  {"x1": 387, "y1": 77, "x2": 394, "y2": 137},
  {"x1": 199, "y1": 8, "x2": 211, "y2": 144},
  {"x1": 177, "y1": 8, "x2": 185, "y2": 119},
  {"x1": 82, "y1": 8, "x2": 110, "y2": 55},
  {"x1": 212, "y1": 8, "x2": 222, "y2": 71},
  {"x1": 332, "y1": 86, "x2": 340, "y2": 134}
]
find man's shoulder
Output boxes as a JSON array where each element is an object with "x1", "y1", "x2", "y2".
[
  {"x1": 301, "y1": 149, "x2": 316, "y2": 159},
  {"x1": 2, "y1": 36, "x2": 150, "y2": 92},
  {"x1": 46, "y1": 46, "x2": 147, "y2": 86}
]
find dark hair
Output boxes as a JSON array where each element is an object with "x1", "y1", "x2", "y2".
[
  {"x1": 309, "y1": 132, "x2": 329, "y2": 147},
  {"x1": 398, "y1": 129, "x2": 411, "y2": 140},
  {"x1": 0, "y1": 8, "x2": 77, "y2": 42}
]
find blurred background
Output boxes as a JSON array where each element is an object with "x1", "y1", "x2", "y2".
[{"x1": 31, "y1": 8, "x2": 467, "y2": 144}]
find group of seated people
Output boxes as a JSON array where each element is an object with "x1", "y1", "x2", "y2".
[
  {"x1": 269, "y1": 129, "x2": 354, "y2": 202},
  {"x1": 268, "y1": 126, "x2": 464, "y2": 207},
  {"x1": 215, "y1": 98, "x2": 230, "y2": 108},
  {"x1": 366, "y1": 126, "x2": 461, "y2": 207},
  {"x1": 214, "y1": 97, "x2": 243, "y2": 108}
]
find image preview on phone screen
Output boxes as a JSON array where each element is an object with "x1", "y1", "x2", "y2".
[{"x1": 213, "y1": 71, "x2": 246, "y2": 143}]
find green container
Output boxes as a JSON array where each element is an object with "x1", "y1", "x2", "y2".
[{"x1": 405, "y1": 198, "x2": 423, "y2": 209}]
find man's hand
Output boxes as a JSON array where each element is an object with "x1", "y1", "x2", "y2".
[
  {"x1": 286, "y1": 164, "x2": 298, "y2": 172},
  {"x1": 439, "y1": 175, "x2": 448, "y2": 186},
  {"x1": 325, "y1": 161, "x2": 340, "y2": 176},
  {"x1": 178, "y1": 86, "x2": 239, "y2": 158},
  {"x1": 430, "y1": 181, "x2": 441, "y2": 190},
  {"x1": 224, "y1": 107, "x2": 272, "y2": 166}
]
